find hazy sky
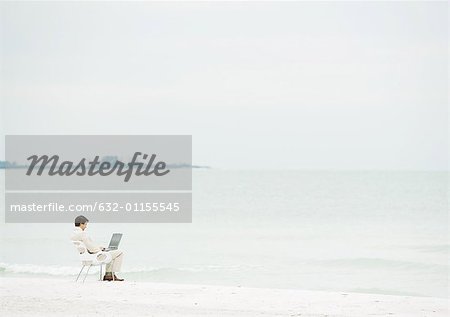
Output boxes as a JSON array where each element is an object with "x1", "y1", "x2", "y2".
[{"x1": 0, "y1": 1, "x2": 448, "y2": 170}]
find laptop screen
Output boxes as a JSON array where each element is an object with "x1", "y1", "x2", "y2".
[{"x1": 108, "y1": 233, "x2": 122, "y2": 249}]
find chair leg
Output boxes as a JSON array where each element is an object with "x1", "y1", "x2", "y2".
[
  {"x1": 112, "y1": 271, "x2": 115, "y2": 281},
  {"x1": 83, "y1": 264, "x2": 92, "y2": 283},
  {"x1": 76, "y1": 265, "x2": 85, "y2": 282},
  {"x1": 99, "y1": 264, "x2": 103, "y2": 281}
]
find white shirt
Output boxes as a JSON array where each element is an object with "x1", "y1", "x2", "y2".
[{"x1": 71, "y1": 227, "x2": 101, "y2": 253}]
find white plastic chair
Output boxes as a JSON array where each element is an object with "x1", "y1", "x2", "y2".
[{"x1": 72, "y1": 240, "x2": 112, "y2": 283}]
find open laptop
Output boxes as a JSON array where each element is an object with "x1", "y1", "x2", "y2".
[{"x1": 104, "y1": 233, "x2": 122, "y2": 251}]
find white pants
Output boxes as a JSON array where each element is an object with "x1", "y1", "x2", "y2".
[{"x1": 105, "y1": 250, "x2": 123, "y2": 273}]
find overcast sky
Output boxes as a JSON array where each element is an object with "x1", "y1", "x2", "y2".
[{"x1": 0, "y1": 1, "x2": 448, "y2": 170}]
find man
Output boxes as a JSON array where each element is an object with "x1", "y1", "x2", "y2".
[{"x1": 71, "y1": 215, "x2": 124, "y2": 281}]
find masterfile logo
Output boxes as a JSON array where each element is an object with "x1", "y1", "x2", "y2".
[
  {"x1": 6, "y1": 135, "x2": 191, "y2": 190},
  {"x1": 26, "y1": 152, "x2": 171, "y2": 182}
]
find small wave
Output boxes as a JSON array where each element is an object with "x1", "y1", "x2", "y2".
[
  {"x1": 349, "y1": 288, "x2": 426, "y2": 297},
  {"x1": 409, "y1": 244, "x2": 450, "y2": 253},
  {"x1": 0, "y1": 262, "x2": 81, "y2": 275},
  {"x1": 0, "y1": 262, "x2": 259, "y2": 276},
  {"x1": 308, "y1": 258, "x2": 448, "y2": 271},
  {"x1": 178, "y1": 264, "x2": 259, "y2": 272}
]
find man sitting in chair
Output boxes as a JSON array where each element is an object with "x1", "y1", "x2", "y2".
[{"x1": 71, "y1": 215, "x2": 124, "y2": 281}]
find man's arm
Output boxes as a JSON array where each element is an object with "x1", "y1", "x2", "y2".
[{"x1": 80, "y1": 232, "x2": 102, "y2": 253}]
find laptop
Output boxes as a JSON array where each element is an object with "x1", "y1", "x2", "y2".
[{"x1": 104, "y1": 233, "x2": 122, "y2": 251}]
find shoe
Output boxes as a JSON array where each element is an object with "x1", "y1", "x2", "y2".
[
  {"x1": 112, "y1": 274, "x2": 124, "y2": 281},
  {"x1": 103, "y1": 273, "x2": 124, "y2": 281}
]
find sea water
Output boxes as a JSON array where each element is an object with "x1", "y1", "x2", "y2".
[{"x1": 0, "y1": 170, "x2": 448, "y2": 298}]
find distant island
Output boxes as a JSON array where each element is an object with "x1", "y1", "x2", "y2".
[
  {"x1": 0, "y1": 161, "x2": 28, "y2": 169},
  {"x1": 0, "y1": 160, "x2": 210, "y2": 169}
]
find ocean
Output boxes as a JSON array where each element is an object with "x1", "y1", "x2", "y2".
[{"x1": 0, "y1": 170, "x2": 448, "y2": 298}]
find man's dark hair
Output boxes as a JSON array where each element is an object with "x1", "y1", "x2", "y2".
[{"x1": 74, "y1": 215, "x2": 89, "y2": 227}]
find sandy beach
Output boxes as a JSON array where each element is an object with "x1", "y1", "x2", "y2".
[{"x1": 0, "y1": 277, "x2": 447, "y2": 316}]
